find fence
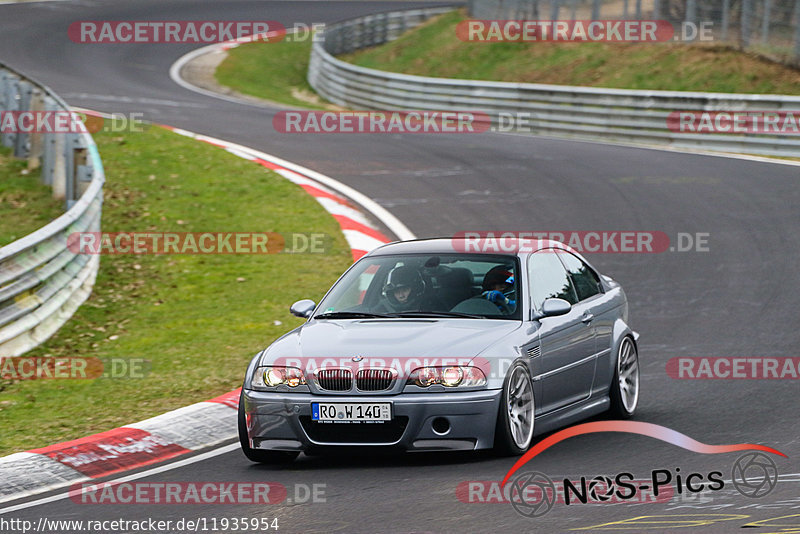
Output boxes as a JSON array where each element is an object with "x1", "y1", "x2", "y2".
[
  {"x1": 468, "y1": 0, "x2": 800, "y2": 65},
  {"x1": 308, "y1": 7, "x2": 800, "y2": 157},
  {"x1": 0, "y1": 62, "x2": 103, "y2": 357}
]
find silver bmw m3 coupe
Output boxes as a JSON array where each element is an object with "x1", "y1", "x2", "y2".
[{"x1": 239, "y1": 237, "x2": 640, "y2": 463}]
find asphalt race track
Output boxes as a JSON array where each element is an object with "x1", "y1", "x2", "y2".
[{"x1": 1, "y1": 1, "x2": 799, "y2": 532}]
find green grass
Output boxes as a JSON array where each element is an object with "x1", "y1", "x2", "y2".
[
  {"x1": 215, "y1": 38, "x2": 330, "y2": 109},
  {"x1": 0, "y1": 123, "x2": 352, "y2": 455},
  {"x1": 0, "y1": 147, "x2": 64, "y2": 246},
  {"x1": 341, "y1": 10, "x2": 800, "y2": 95}
]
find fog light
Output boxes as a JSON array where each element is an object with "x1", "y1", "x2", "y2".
[{"x1": 432, "y1": 417, "x2": 451, "y2": 435}]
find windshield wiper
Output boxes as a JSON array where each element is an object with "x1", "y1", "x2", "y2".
[
  {"x1": 314, "y1": 311, "x2": 397, "y2": 319},
  {"x1": 391, "y1": 311, "x2": 487, "y2": 319}
]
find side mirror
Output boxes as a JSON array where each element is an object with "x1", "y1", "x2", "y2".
[
  {"x1": 532, "y1": 298, "x2": 572, "y2": 320},
  {"x1": 290, "y1": 299, "x2": 316, "y2": 319}
]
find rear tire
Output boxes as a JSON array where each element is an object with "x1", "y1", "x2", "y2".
[
  {"x1": 494, "y1": 362, "x2": 535, "y2": 456},
  {"x1": 238, "y1": 390, "x2": 299, "y2": 464},
  {"x1": 608, "y1": 336, "x2": 640, "y2": 418}
]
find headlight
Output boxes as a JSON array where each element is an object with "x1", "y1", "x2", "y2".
[
  {"x1": 252, "y1": 366, "x2": 306, "y2": 389},
  {"x1": 407, "y1": 366, "x2": 486, "y2": 388},
  {"x1": 417, "y1": 367, "x2": 439, "y2": 387},
  {"x1": 441, "y1": 366, "x2": 464, "y2": 387},
  {"x1": 265, "y1": 368, "x2": 285, "y2": 387}
]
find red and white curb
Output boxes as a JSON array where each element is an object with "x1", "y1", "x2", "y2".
[
  {"x1": 0, "y1": 120, "x2": 414, "y2": 505},
  {"x1": 0, "y1": 389, "x2": 239, "y2": 503}
]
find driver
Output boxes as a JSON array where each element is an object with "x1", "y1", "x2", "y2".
[
  {"x1": 481, "y1": 266, "x2": 516, "y2": 312},
  {"x1": 378, "y1": 265, "x2": 428, "y2": 313}
]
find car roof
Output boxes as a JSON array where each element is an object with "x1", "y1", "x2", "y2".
[{"x1": 367, "y1": 236, "x2": 577, "y2": 257}]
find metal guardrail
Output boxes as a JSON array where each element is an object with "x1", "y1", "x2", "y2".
[
  {"x1": 308, "y1": 7, "x2": 800, "y2": 157},
  {"x1": 0, "y1": 62, "x2": 103, "y2": 357}
]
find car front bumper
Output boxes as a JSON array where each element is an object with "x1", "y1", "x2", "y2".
[{"x1": 242, "y1": 388, "x2": 502, "y2": 452}]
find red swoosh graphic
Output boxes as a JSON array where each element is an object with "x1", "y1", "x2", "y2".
[{"x1": 501, "y1": 421, "x2": 786, "y2": 486}]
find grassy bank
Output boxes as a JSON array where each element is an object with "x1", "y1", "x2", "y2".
[
  {"x1": 215, "y1": 38, "x2": 330, "y2": 109},
  {"x1": 0, "y1": 122, "x2": 352, "y2": 455},
  {"x1": 0, "y1": 147, "x2": 64, "y2": 246},
  {"x1": 341, "y1": 10, "x2": 800, "y2": 94}
]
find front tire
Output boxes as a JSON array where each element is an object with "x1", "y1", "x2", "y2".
[
  {"x1": 609, "y1": 336, "x2": 640, "y2": 418},
  {"x1": 238, "y1": 390, "x2": 299, "y2": 464},
  {"x1": 494, "y1": 362, "x2": 535, "y2": 456}
]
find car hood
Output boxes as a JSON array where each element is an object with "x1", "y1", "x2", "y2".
[{"x1": 261, "y1": 318, "x2": 522, "y2": 365}]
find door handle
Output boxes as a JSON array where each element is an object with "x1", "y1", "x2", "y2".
[{"x1": 581, "y1": 313, "x2": 594, "y2": 324}]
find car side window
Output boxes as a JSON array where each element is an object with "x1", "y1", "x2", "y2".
[
  {"x1": 558, "y1": 252, "x2": 602, "y2": 301},
  {"x1": 528, "y1": 250, "x2": 578, "y2": 310}
]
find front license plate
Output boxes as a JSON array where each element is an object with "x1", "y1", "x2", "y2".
[{"x1": 311, "y1": 402, "x2": 391, "y2": 422}]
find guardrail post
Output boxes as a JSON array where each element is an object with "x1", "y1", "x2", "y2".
[
  {"x1": 64, "y1": 132, "x2": 80, "y2": 209},
  {"x1": 685, "y1": 0, "x2": 697, "y2": 27},
  {"x1": 72, "y1": 137, "x2": 91, "y2": 208},
  {"x1": 742, "y1": 0, "x2": 753, "y2": 48},
  {"x1": 550, "y1": 0, "x2": 559, "y2": 21},
  {"x1": 1, "y1": 72, "x2": 19, "y2": 149},
  {"x1": 27, "y1": 88, "x2": 45, "y2": 170},
  {"x1": 51, "y1": 127, "x2": 66, "y2": 200},
  {"x1": 722, "y1": 0, "x2": 731, "y2": 41},
  {"x1": 40, "y1": 96, "x2": 57, "y2": 185},
  {"x1": 14, "y1": 80, "x2": 33, "y2": 159}
]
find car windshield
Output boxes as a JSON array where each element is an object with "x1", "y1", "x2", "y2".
[{"x1": 314, "y1": 253, "x2": 522, "y2": 320}]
